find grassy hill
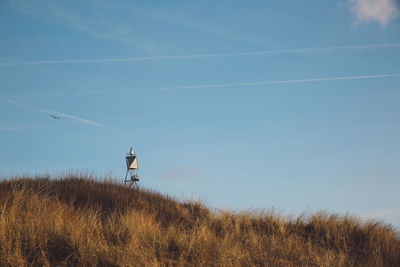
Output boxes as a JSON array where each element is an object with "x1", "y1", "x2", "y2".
[{"x1": 0, "y1": 174, "x2": 399, "y2": 266}]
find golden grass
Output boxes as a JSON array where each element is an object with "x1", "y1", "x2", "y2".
[{"x1": 0, "y1": 174, "x2": 398, "y2": 266}]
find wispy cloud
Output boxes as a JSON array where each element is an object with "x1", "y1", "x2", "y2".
[
  {"x1": 164, "y1": 73, "x2": 400, "y2": 91},
  {"x1": 1, "y1": 43, "x2": 400, "y2": 66},
  {"x1": 0, "y1": 97, "x2": 106, "y2": 128},
  {"x1": 4, "y1": 73, "x2": 400, "y2": 99},
  {"x1": 8, "y1": 0, "x2": 157, "y2": 51},
  {"x1": 79, "y1": 0, "x2": 258, "y2": 46},
  {"x1": 350, "y1": 0, "x2": 400, "y2": 26},
  {"x1": 139, "y1": 5, "x2": 257, "y2": 46},
  {"x1": 3, "y1": 88, "x2": 148, "y2": 99}
]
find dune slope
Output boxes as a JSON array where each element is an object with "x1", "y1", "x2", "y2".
[{"x1": 0, "y1": 174, "x2": 399, "y2": 266}]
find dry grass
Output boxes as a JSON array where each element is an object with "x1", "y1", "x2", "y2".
[{"x1": 0, "y1": 173, "x2": 399, "y2": 266}]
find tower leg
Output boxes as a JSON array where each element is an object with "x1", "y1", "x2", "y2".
[
  {"x1": 124, "y1": 171, "x2": 129, "y2": 186},
  {"x1": 125, "y1": 171, "x2": 139, "y2": 188}
]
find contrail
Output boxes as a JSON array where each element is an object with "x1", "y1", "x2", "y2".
[
  {"x1": 0, "y1": 97, "x2": 106, "y2": 128},
  {"x1": 1, "y1": 43, "x2": 400, "y2": 66},
  {"x1": 169, "y1": 73, "x2": 400, "y2": 90}
]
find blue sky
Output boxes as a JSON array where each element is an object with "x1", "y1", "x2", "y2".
[{"x1": 1, "y1": 0, "x2": 400, "y2": 227}]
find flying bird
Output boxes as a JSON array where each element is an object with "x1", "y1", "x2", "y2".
[
  {"x1": 49, "y1": 115, "x2": 61, "y2": 119},
  {"x1": 136, "y1": 113, "x2": 143, "y2": 119}
]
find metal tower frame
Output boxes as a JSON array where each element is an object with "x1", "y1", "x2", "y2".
[{"x1": 124, "y1": 146, "x2": 139, "y2": 187}]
